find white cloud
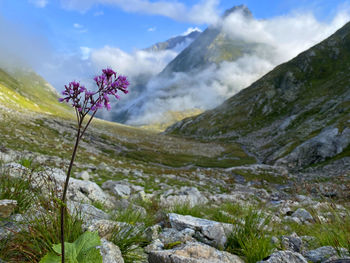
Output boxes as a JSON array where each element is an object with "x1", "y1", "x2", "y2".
[
  {"x1": 90, "y1": 46, "x2": 178, "y2": 80},
  {"x1": 148, "y1": 27, "x2": 156, "y2": 32},
  {"x1": 182, "y1": 27, "x2": 202, "y2": 36},
  {"x1": 60, "y1": 0, "x2": 220, "y2": 24},
  {"x1": 29, "y1": 0, "x2": 48, "y2": 8},
  {"x1": 73, "y1": 23, "x2": 83, "y2": 29},
  {"x1": 221, "y1": 9, "x2": 350, "y2": 65},
  {"x1": 80, "y1": 46, "x2": 91, "y2": 60},
  {"x1": 117, "y1": 9, "x2": 350, "y2": 125}
]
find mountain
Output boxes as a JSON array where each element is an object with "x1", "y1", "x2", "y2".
[
  {"x1": 145, "y1": 30, "x2": 201, "y2": 52},
  {"x1": 112, "y1": 5, "x2": 270, "y2": 126},
  {"x1": 159, "y1": 5, "x2": 257, "y2": 77},
  {"x1": 166, "y1": 21, "x2": 350, "y2": 171}
]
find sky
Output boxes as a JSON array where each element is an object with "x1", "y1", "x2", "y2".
[
  {"x1": 0, "y1": 0, "x2": 348, "y2": 56},
  {"x1": 1, "y1": 0, "x2": 350, "y2": 124}
]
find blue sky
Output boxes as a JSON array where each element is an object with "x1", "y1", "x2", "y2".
[
  {"x1": 0, "y1": 0, "x2": 350, "y2": 95},
  {"x1": 1, "y1": 0, "x2": 349, "y2": 53}
]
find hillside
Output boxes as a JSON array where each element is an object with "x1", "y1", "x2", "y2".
[
  {"x1": 166, "y1": 21, "x2": 350, "y2": 172},
  {"x1": 0, "y1": 68, "x2": 71, "y2": 116}
]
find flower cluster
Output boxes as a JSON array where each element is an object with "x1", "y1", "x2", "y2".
[{"x1": 59, "y1": 68, "x2": 129, "y2": 114}]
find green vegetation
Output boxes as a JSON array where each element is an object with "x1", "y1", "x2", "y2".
[
  {"x1": 113, "y1": 205, "x2": 156, "y2": 228},
  {"x1": 0, "y1": 168, "x2": 36, "y2": 213},
  {"x1": 40, "y1": 232, "x2": 102, "y2": 263},
  {"x1": 225, "y1": 209, "x2": 273, "y2": 263},
  {"x1": 279, "y1": 205, "x2": 350, "y2": 252},
  {"x1": 110, "y1": 224, "x2": 148, "y2": 263},
  {"x1": 0, "y1": 197, "x2": 84, "y2": 262},
  {"x1": 0, "y1": 68, "x2": 71, "y2": 116}
]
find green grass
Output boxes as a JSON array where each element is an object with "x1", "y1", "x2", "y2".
[
  {"x1": 279, "y1": 205, "x2": 350, "y2": 252},
  {"x1": 113, "y1": 205, "x2": 156, "y2": 228},
  {"x1": 110, "y1": 223, "x2": 148, "y2": 263},
  {"x1": 0, "y1": 169, "x2": 36, "y2": 214},
  {"x1": 225, "y1": 208, "x2": 274, "y2": 263},
  {"x1": 0, "y1": 190, "x2": 84, "y2": 262},
  {"x1": 167, "y1": 202, "x2": 204, "y2": 218}
]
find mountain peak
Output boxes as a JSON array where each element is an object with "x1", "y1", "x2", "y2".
[{"x1": 223, "y1": 4, "x2": 253, "y2": 18}]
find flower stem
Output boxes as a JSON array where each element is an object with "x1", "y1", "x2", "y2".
[{"x1": 60, "y1": 121, "x2": 82, "y2": 263}]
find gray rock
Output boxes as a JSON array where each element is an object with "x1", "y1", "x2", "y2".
[
  {"x1": 292, "y1": 208, "x2": 314, "y2": 223},
  {"x1": 304, "y1": 246, "x2": 348, "y2": 263},
  {"x1": 67, "y1": 201, "x2": 109, "y2": 226},
  {"x1": 326, "y1": 260, "x2": 350, "y2": 263},
  {"x1": 76, "y1": 171, "x2": 91, "y2": 181},
  {"x1": 158, "y1": 228, "x2": 196, "y2": 245},
  {"x1": 277, "y1": 128, "x2": 350, "y2": 167},
  {"x1": 148, "y1": 242, "x2": 244, "y2": 263},
  {"x1": 259, "y1": 251, "x2": 308, "y2": 263},
  {"x1": 282, "y1": 233, "x2": 303, "y2": 253},
  {"x1": 168, "y1": 213, "x2": 231, "y2": 248},
  {"x1": 86, "y1": 219, "x2": 120, "y2": 238},
  {"x1": 0, "y1": 214, "x2": 23, "y2": 240},
  {"x1": 102, "y1": 180, "x2": 131, "y2": 198},
  {"x1": 145, "y1": 239, "x2": 164, "y2": 253},
  {"x1": 100, "y1": 238, "x2": 124, "y2": 263},
  {"x1": 160, "y1": 187, "x2": 208, "y2": 207},
  {"x1": 3, "y1": 163, "x2": 28, "y2": 178},
  {"x1": 145, "y1": 224, "x2": 162, "y2": 242},
  {"x1": 0, "y1": 200, "x2": 17, "y2": 218},
  {"x1": 38, "y1": 168, "x2": 115, "y2": 209}
]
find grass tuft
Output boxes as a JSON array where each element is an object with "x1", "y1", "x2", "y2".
[{"x1": 225, "y1": 208, "x2": 274, "y2": 263}]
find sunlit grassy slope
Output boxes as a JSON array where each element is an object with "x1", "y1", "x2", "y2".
[
  {"x1": 0, "y1": 68, "x2": 71, "y2": 116},
  {"x1": 0, "y1": 67, "x2": 256, "y2": 173}
]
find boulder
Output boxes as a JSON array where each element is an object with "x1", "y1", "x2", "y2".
[
  {"x1": 304, "y1": 246, "x2": 349, "y2": 263},
  {"x1": 76, "y1": 171, "x2": 91, "y2": 181},
  {"x1": 281, "y1": 233, "x2": 303, "y2": 253},
  {"x1": 168, "y1": 213, "x2": 232, "y2": 248},
  {"x1": 0, "y1": 200, "x2": 17, "y2": 218},
  {"x1": 258, "y1": 251, "x2": 308, "y2": 263},
  {"x1": 148, "y1": 242, "x2": 244, "y2": 263},
  {"x1": 86, "y1": 219, "x2": 120, "y2": 238},
  {"x1": 67, "y1": 201, "x2": 109, "y2": 226},
  {"x1": 158, "y1": 228, "x2": 196, "y2": 245},
  {"x1": 102, "y1": 180, "x2": 131, "y2": 198},
  {"x1": 277, "y1": 128, "x2": 350, "y2": 167},
  {"x1": 37, "y1": 168, "x2": 115, "y2": 209},
  {"x1": 292, "y1": 208, "x2": 314, "y2": 223},
  {"x1": 100, "y1": 238, "x2": 124, "y2": 263},
  {"x1": 160, "y1": 187, "x2": 208, "y2": 207}
]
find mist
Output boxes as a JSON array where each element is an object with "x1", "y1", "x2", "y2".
[
  {"x1": 0, "y1": 15, "x2": 52, "y2": 71},
  {"x1": 110, "y1": 9, "x2": 350, "y2": 126}
]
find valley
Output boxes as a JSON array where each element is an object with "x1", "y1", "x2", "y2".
[{"x1": 0, "y1": 4, "x2": 350, "y2": 263}]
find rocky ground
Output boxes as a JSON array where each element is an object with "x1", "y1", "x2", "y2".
[{"x1": 1, "y1": 109, "x2": 350, "y2": 263}]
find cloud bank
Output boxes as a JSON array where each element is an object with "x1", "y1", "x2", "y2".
[
  {"x1": 116, "y1": 9, "x2": 350, "y2": 125},
  {"x1": 0, "y1": 15, "x2": 51, "y2": 70},
  {"x1": 60, "y1": 0, "x2": 220, "y2": 24}
]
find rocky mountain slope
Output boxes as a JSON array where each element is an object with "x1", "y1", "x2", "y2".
[
  {"x1": 167, "y1": 21, "x2": 350, "y2": 173},
  {"x1": 145, "y1": 30, "x2": 201, "y2": 52},
  {"x1": 111, "y1": 5, "x2": 273, "y2": 127},
  {"x1": 159, "y1": 5, "x2": 256, "y2": 77}
]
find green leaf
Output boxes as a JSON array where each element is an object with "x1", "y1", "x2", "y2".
[
  {"x1": 40, "y1": 232, "x2": 102, "y2": 263},
  {"x1": 74, "y1": 231, "x2": 101, "y2": 255},
  {"x1": 77, "y1": 247, "x2": 103, "y2": 263},
  {"x1": 39, "y1": 252, "x2": 61, "y2": 263}
]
